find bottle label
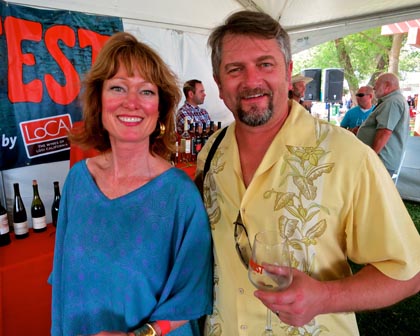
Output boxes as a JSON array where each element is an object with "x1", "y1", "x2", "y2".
[
  {"x1": 0, "y1": 214, "x2": 9, "y2": 234},
  {"x1": 13, "y1": 221, "x2": 29, "y2": 235},
  {"x1": 180, "y1": 139, "x2": 186, "y2": 153},
  {"x1": 32, "y1": 216, "x2": 47, "y2": 229},
  {"x1": 185, "y1": 139, "x2": 191, "y2": 154}
]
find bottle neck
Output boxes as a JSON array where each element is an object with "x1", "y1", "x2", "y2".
[
  {"x1": 13, "y1": 184, "x2": 21, "y2": 197},
  {"x1": 33, "y1": 185, "x2": 40, "y2": 198}
]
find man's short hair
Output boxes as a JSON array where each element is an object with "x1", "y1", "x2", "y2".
[
  {"x1": 183, "y1": 79, "x2": 202, "y2": 98},
  {"x1": 208, "y1": 10, "x2": 291, "y2": 80}
]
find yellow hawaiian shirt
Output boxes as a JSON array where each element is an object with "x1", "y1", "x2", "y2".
[{"x1": 196, "y1": 101, "x2": 420, "y2": 336}]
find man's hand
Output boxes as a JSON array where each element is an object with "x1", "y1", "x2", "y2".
[{"x1": 254, "y1": 266, "x2": 329, "y2": 327}]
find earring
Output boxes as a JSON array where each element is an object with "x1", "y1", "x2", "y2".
[{"x1": 156, "y1": 121, "x2": 165, "y2": 139}]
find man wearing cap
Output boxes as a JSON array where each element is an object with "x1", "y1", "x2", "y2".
[{"x1": 289, "y1": 74, "x2": 313, "y2": 112}]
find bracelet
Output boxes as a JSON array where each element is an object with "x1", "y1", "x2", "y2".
[
  {"x1": 156, "y1": 320, "x2": 171, "y2": 336},
  {"x1": 133, "y1": 323, "x2": 157, "y2": 336}
]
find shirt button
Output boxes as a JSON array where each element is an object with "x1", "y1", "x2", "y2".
[
  {"x1": 238, "y1": 288, "x2": 244, "y2": 294},
  {"x1": 240, "y1": 325, "x2": 248, "y2": 330}
]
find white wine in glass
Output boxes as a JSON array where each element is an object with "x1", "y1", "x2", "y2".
[{"x1": 248, "y1": 230, "x2": 293, "y2": 336}]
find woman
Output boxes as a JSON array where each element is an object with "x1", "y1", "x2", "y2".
[{"x1": 50, "y1": 32, "x2": 212, "y2": 336}]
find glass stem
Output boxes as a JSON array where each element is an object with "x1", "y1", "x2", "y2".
[{"x1": 266, "y1": 308, "x2": 273, "y2": 332}]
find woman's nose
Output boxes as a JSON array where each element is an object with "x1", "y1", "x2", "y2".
[{"x1": 123, "y1": 91, "x2": 140, "y2": 110}]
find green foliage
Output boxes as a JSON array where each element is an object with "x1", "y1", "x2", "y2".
[
  {"x1": 400, "y1": 49, "x2": 420, "y2": 72},
  {"x1": 293, "y1": 27, "x2": 399, "y2": 85}
]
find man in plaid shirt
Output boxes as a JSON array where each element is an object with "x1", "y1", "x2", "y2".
[{"x1": 176, "y1": 79, "x2": 211, "y2": 133}]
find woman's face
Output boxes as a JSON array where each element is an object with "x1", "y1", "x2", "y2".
[{"x1": 101, "y1": 64, "x2": 159, "y2": 149}]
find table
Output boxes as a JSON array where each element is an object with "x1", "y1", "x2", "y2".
[
  {"x1": 0, "y1": 226, "x2": 55, "y2": 336},
  {"x1": 0, "y1": 163, "x2": 196, "y2": 336},
  {"x1": 175, "y1": 162, "x2": 197, "y2": 180}
]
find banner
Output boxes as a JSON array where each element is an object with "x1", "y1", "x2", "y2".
[{"x1": 0, "y1": 1, "x2": 122, "y2": 170}]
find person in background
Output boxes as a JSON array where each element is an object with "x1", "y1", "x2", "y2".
[
  {"x1": 288, "y1": 74, "x2": 313, "y2": 112},
  {"x1": 357, "y1": 73, "x2": 409, "y2": 176},
  {"x1": 340, "y1": 85, "x2": 375, "y2": 134},
  {"x1": 196, "y1": 10, "x2": 420, "y2": 336},
  {"x1": 407, "y1": 95, "x2": 415, "y2": 108},
  {"x1": 49, "y1": 32, "x2": 212, "y2": 336},
  {"x1": 176, "y1": 79, "x2": 211, "y2": 133}
]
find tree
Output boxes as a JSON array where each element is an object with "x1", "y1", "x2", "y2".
[
  {"x1": 293, "y1": 26, "x2": 405, "y2": 101},
  {"x1": 389, "y1": 33, "x2": 404, "y2": 74}
]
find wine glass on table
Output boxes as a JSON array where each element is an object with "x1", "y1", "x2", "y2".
[{"x1": 248, "y1": 231, "x2": 293, "y2": 336}]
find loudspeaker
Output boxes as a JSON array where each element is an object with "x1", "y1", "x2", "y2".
[
  {"x1": 302, "y1": 68, "x2": 321, "y2": 101},
  {"x1": 323, "y1": 68, "x2": 344, "y2": 103}
]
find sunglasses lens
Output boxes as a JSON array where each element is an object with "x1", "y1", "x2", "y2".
[
  {"x1": 356, "y1": 93, "x2": 365, "y2": 97},
  {"x1": 234, "y1": 214, "x2": 252, "y2": 269}
]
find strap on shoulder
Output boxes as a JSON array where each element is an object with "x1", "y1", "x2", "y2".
[
  {"x1": 195, "y1": 126, "x2": 227, "y2": 196},
  {"x1": 203, "y1": 126, "x2": 228, "y2": 180}
]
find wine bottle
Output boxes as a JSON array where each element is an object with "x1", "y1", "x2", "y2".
[
  {"x1": 190, "y1": 122, "x2": 197, "y2": 162},
  {"x1": 194, "y1": 122, "x2": 203, "y2": 155},
  {"x1": 0, "y1": 201, "x2": 11, "y2": 246},
  {"x1": 31, "y1": 180, "x2": 47, "y2": 233},
  {"x1": 51, "y1": 181, "x2": 61, "y2": 228},
  {"x1": 201, "y1": 122, "x2": 209, "y2": 146},
  {"x1": 208, "y1": 120, "x2": 215, "y2": 137},
  {"x1": 13, "y1": 183, "x2": 29, "y2": 239},
  {"x1": 171, "y1": 131, "x2": 180, "y2": 165},
  {"x1": 180, "y1": 119, "x2": 191, "y2": 163}
]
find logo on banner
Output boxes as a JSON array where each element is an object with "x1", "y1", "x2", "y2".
[{"x1": 19, "y1": 114, "x2": 72, "y2": 158}]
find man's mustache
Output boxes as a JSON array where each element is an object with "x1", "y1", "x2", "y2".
[{"x1": 239, "y1": 88, "x2": 273, "y2": 99}]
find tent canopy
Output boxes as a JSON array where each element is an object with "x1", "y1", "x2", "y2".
[
  {"x1": 3, "y1": 0, "x2": 420, "y2": 216},
  {"x1": 11, "y1": 0, "x2": 420, "y2": 53}
]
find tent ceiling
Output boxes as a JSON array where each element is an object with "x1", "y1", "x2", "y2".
[{"x1": 10, "y1": 0, "x2": 420, "y2": 53}]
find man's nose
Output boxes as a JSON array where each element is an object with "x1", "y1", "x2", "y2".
[{"x1": 244, "y1": 66, "x2": 263, "y2": 86}]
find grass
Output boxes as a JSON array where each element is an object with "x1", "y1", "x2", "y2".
[{"x1": 355, "y1": 201, "x2": 420, "y2": 336}]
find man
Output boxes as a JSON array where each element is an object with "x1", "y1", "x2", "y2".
[
  {"x1": 340, "y1": 86, "x2": 375, "y2": 134},
  {"x1": 289, "y1": 74, "x2": 313, "y2": 112},
  {"x1": 196, "y1": 11, "x2": 420, "y2": 336},
  {"x1": 176, "y1": 79, "x2": 211, "y2": 133},
  {"x1": 357, "y1": 73, "x2": 409, "y2": 176}
]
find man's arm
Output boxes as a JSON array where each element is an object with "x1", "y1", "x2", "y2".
[
  {"x1": 372, "y1": 128, "x2": 392, "y2": 153},
  {"x1": 255, "y1": 264, "x2": 420, "y2": 327},
  {"x1": 176, "y1": 108, "x2": 187, "y2": 134}
]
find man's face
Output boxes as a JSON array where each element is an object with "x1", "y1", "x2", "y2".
[
  {"x1": 292, "y1": 81, "x2": 306, "y2": 98},
  {"x1": 355, "y1": 88, "x2": 372, "y2": 109},
  {"x1": 215, "y1": 34, "x2": 292, "y2": 127},
  {"x1": 374, "y1": 78, "x2": 387, "y2": 99},
  {"x1": 192, "y1": 83, "x2": 206, "y2": 105}
]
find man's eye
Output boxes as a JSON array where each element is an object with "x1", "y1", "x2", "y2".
[
  {"x1": 227, "y1": 67, "x2": 241, "y2": 74},
  {"x1": 260, "y1": 62, "x2": 273, "y2": 68}
]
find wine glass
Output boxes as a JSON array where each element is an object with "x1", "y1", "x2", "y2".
[{"x1": 248, "y1": 230, "x2": 293, "y2": 336}]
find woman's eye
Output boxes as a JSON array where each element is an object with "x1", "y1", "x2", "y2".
[
  {"x1": 110, "y1": 86, "x2": 124, "y2": 92},
  {"x1": 141, "y1": 90, "x2": 156, "y2": 96}
]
